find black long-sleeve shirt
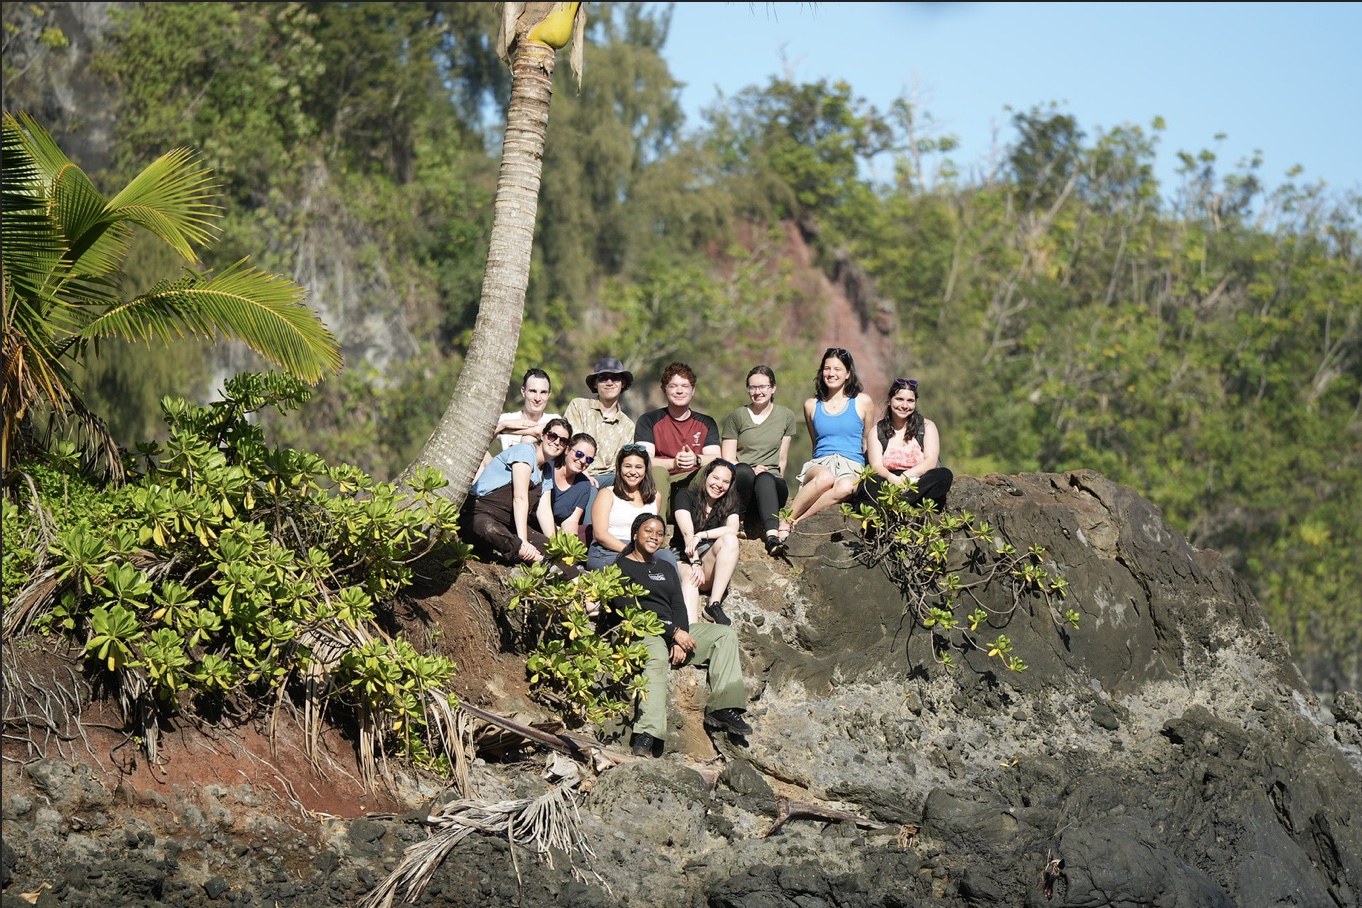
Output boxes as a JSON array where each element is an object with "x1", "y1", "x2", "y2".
[{"x1": 611, "y1": 554, "x2": 689, "y2": 645}]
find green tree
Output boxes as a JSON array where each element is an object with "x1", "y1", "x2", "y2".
[{"x1": 0, "y1": 111, "x2": 341, "y2": 475}]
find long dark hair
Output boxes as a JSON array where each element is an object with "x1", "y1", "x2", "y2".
[
  {"x1": 611, "y1": 444, "x2": 658, "y2": 504},
  {"x1": 688, "y1": 459, "x2": 738, "y2": 530},
  {"x1": 814, "y1": 348, "x2": 863, "y2": 401},
  {"x1": 877, "y1": 379, "x2": 924, "y2": 448},
  {"x1": 553, "y1": 432, "x2": 598, "y2": 469},
  {"x1": 620, "y1": 513, "x2": 666, "y2": 558}
]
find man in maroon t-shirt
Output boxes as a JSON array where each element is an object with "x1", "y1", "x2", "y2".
[{"x1": 634, "y1": 362, "x2": 721, "y2": 521}]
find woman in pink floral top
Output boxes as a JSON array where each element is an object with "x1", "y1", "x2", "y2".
[{"x1": 863, "y1": 378, "x2": 953, "y2": 509}]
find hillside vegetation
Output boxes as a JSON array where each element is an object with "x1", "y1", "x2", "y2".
[{"x1": 3, "y1": 1, "x2": 1358, "y2": 693}]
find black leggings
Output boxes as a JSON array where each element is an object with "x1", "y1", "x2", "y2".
[
  {"x1": 733, "y1": 462, "x2": 789, "y2": 535},
  {"x1": 857, "y1": 467, "x2": 953, "y2": 510}
]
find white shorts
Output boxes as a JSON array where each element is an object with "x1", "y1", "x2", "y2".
[{"x1": 797, "y1": 453, "x2": 864, "y2": 484}]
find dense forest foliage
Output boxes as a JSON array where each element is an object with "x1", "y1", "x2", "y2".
[{"x1": 4, "y1": 2, "x2": 1358, "y2": 694}]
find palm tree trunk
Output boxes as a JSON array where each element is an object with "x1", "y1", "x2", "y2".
[{"x1": 400, "y1": 40, "x2": 558, "y2": 503}]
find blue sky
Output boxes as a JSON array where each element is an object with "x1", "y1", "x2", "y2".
[{"x1": 659, "y1": 2, "x2": 1362, "y2": 197}]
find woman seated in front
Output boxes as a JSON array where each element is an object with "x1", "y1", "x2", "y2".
[
  {"x1": 864, "y1": 378, "x2": 953, "y2": 509},
  {"x1": 671, "y1": 459, "x2": 741, "y2": 626},
  {"x1": 608, "y1": 513, "x2": 753, "y2": 758},
  {"x1": 588, "y1": 444, "x2": 698, "y2": 622},
  {"x1": 536, "y1": 432, "x2": 598, "y2": 545},
  {"x1": 464, "y1": 417, "x2": 577, "y2": 576}
]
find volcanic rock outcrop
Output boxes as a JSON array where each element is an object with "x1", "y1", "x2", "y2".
[{"x1": 3, "y1": 471, "x2": 1359, "y2": 907}]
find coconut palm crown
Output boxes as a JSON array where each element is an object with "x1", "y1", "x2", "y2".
[{"x1": 1, "y1": 110, "x2": 342, "y2": 477}]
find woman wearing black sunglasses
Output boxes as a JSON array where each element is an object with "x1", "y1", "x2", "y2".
[
  {"x1": 863, "y1": 378, "x2": 953, "y2": 508},
  {"x1": 465, "y1": 417, "x2": 578, "y2": 573},
  {"x1": 536, "y1": 432, "x2": 598, "y2": 544}
]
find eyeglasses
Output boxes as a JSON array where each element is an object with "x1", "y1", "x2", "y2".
[
  {"x1": 620, "y1": 443, "x2": 648, "y2": 457},
  {"x1": 892, "y1": 377, "x2": 919, "y2": 391},
  {"x1": 545, "y1": 432, "x2": 569, "y2": 446},
  {"x1": 596, "y1": 374, "x2": 624, "y2": 383},
  {"x1": 572, "y1": 449, "x2": 595, "y2": 465},
  {"x1": 746, "y1": 384, "x2": 772, "y2": 392}
]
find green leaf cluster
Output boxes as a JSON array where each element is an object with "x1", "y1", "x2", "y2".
[
  {"x1": 3, "y1": 371, "x2": 464, "y2": 771},
  {"x1": 845, "y1": 473, "x2": 1074, "y2": 673},
  {"x1": 504, "y1": 533, "x2": 663, "y2": 726}
]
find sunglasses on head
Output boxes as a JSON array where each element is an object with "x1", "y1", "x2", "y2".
[
  {"x1": 545, "y1": 432, "x2": 569, "y2": 445},
  {"x1": 892, "y1": 377, "x2": 919, "y2": 391},
  {"x1": 572, "y1": 449, "x2": 595, "y2": 464},
  {"x1": 824, "y1": 347, "x2": 849, "y2": 358},
  {"x1": 620, "y1": 443, "x2": 648, "y2": 457},
  {"x1": 710, "y1": 458, "x2": 736, "y2": 472}
]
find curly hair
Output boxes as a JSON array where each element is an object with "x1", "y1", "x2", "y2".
[{"x1": 660, "y1": 361, "x2": 698, "y2": 389}]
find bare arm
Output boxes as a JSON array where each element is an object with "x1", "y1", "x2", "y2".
[
  {"x1": 721, "y1": 437, "x2": 738, "y2": 462},
  {"x1": 591, "y1": 490, "x2": 624, "y2": 551},
  {"x1": 907, "y1": 419, "x2": 942, "y2": 479},
  {"x1": 511, "y1": 462, "x2": 533, "y2": 541},
  {"x1": 858, "y1": 395, "x2": 875, "y2": 461},
  {"x1": 673, "y1": 500, "x2": 699, "y2": 561},
  {"x1": 536, "y1": 482, "x2": 557, "y2": 537},
  {"x1": 511, "y1": 462, "x2": 542, "y2": 562},
  {"x1": 777, "y1": 435, "x2": 792, "y2": 476}
]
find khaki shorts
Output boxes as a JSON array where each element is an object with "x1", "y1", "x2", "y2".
[{"x1": 797, "y1": 453, "x2": 864, "y2": 484}]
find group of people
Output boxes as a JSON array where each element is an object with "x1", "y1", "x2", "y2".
[{"x1": 463, "y1": 349, "x2": 953, "y2": 758}]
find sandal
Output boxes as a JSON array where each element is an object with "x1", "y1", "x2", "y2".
[{"x1": 765, "y1": 534, "x2": 787, "y2": 557}]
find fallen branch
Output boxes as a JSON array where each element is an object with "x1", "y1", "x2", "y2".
[
  {"x1": 765, "y1": 797, "x2": 887, "y2": 837},
  {"x1": 458, "y1": 702, "x2": 633, "y2": 771}
]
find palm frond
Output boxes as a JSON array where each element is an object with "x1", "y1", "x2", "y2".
[
  {"x1": 2, "y1": 117, "x2": 66, "y2": 309},
  {"x1": 106, "y1": 146, "x2": 222, "y2": 260},
  {"x1": 77, "y1": 259, "x2": 342, "y2": 382},
  {"x1": 53, "y1": 163, "x2": 131, "y2": 279},
  {"x1": 360, "y1": 778, "x2": 595, "y2": 908},
  {"x1": 5, "y1": 111, "x2": 73, "y2": 186}
]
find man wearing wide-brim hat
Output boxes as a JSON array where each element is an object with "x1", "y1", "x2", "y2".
[{"x1": 564, "y1": 357, "x2": 637, "y2": 503}]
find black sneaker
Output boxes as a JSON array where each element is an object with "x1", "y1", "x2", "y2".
[
  {"x1": 704, "y1": 600, "x2": 732, "y2": 626},
  {"x1": 704, "y1": 708, "x2": 752, "y2": 736},
  {"x1": 765, "y1": 535, "x2": 787, "y2": 557},
  {"x1": 630, "y1": 732, "x2": 660, "y2": 757}
]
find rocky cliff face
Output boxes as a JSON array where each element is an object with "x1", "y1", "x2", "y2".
[{"x1": 4, "y1": 471, "x2": 1360, "y2": 907}]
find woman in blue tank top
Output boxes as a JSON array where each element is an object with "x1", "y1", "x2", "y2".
[{"x1": 780, "y1": 348, "x2": 875, "y2": 541}]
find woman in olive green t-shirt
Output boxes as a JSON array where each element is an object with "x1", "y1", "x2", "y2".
[{"x1": 720, "y1": 365, "x2": 800, "y2": 557}]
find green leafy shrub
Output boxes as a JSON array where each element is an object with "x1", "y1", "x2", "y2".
[
  {"x1": 503, "y1": 533, "x2": 664, "y2": 726},
  {"x1": 2, "y1": 372, "x2": 468, "y2": 778},
  {"x1": 844, "y1": 471, "x2": 1077, "y2": 672}
]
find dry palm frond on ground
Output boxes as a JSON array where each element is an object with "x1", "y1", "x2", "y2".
[{"x1": 359, "y1": 754, "x2": 596, "y2": 908}]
